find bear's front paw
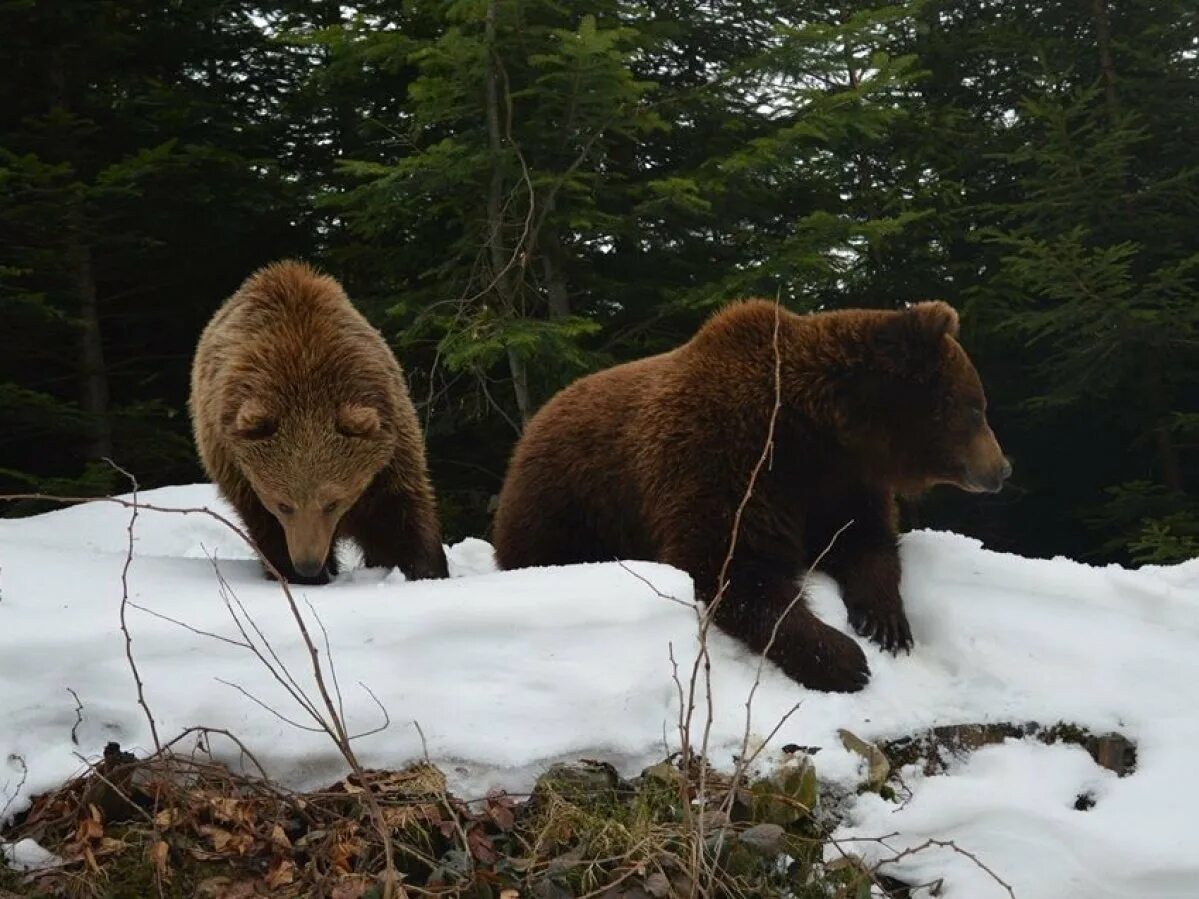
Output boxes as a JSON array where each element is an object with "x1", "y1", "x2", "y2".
[
  {"x1": 777, "y1": 626, "x2": 871, "y2": 693},
  {"x1": 847, "y1": 602, "x2": 913, "y2": 654}
]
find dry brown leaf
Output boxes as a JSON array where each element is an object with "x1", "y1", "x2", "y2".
[
  {"x1": 467, "y1": 826, "x2": 499, "y2": 864},
  {"x1": 381, "y1": 803, "x2": 440, "y2": 829},
  {"x1": 330, "y1": 876, "x2": 373, "y2": 899},
  {"x1": 329, "y1": 840, "x2": 359, "y2": 875},
  {"x1": 265, "y1": 857, "x2": 295, "y2": 889},
  {"x1": 499, "y1": 890, "x2": 521, "y2": 899},
  {"x1": 210, "y1": 797, "x2": 247, "y2": 824},
  {"x1": 295, "y1": 827, "x2": 328, "y2": 849},
  {"x1": 270, "y1": 823, "x2": 292, "y2": 849},
  {"x1": 488, "y1": 802, "x2": 516, "y2": 832},
  {"x1": 154, "y1": 807, "x2": 180, "y2": 829},
  {"x1": 217, "y1": 880, "x2": 261, "y2": 899},
  {"x1": 76, "y1": 815, "x2": 104, "y2": 842},
  {"x1": 148, "y1": 839, "x2": 170, "y2": 878},
  {"x1": 95, "y1": 836, "x2": 127, "y2": 857},
  {"x1": 193, "y1": 876, "x2": 233, "y2": 898},
  {"x1": 200, "y1": 824, "x2": 235, "y2": 852}
]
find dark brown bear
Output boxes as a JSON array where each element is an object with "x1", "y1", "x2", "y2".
[
  {"x1": 189, "y1": 260, "x2": 447, "y2": 585},
  {"x1": 492, "y1": 300, "x2": 1009, "y2": 693}
]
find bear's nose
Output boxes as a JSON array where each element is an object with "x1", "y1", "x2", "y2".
[{"x1": 294, "y1": 558, "x2": 324, "y2": 578}]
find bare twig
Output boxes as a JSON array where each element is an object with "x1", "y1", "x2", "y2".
[
  {"x1": 617, "y1": 561, "x2": 695, "y2": 609},
  {"x1": 0, "y1": 489, "x2": 403, "y2": 898},
  {"x1": 213, "y1": 678, "x2": 325, "y2": 733},
  {"x1": 723, "y1": 519, "x2": 854, "y2": 802},
  {"x1": 350, "y1": 682, "x2": 391, "y2": 741},
  {"x1": 413, "y1": 718, "x2": 473, "y2": 884},
  {"x1": 306, "y1": 597, "x2": 347, "y2": 729},
  {"x1": 127, "y1": 600, "x2": 252, "y2": 650},
  {"x1": 1, "y1": 754, "x2": 28, "y2": 825},
  {"x1": 105, "y1": 460, "x2": 161, "y2": 752},
  {"x1": 689, "y1": 297, "x2": 786, "y2": 893},
  {"x1": 66, "y1": 689, "x2": 84, "y2": 747},
  {"x1": 160, "y1": 726, "x2": 272, "y2": 783},
  {"x1": 873, "y1": 837, "x2": 1016, "y2": 898}
]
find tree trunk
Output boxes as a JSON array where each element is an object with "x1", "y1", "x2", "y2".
[
  {"x1": 1089, "y1": 0, "x2": 1119, "y2": 120},
  {"x1": 49, "y1": 45, "x2": 112, "y2": 461},
  {"x1": 541, "y1": 232, "x2": 571, "y2": 321},
  {"x1": 1146, "y1": 355, "x2": 1183, "y2": 492},
  {"x1": 483, "y1": 0, "x2": 530, "y2": 425},
  {"x1": 70, "y1": 215, "x2": 112, "y2": 461}
]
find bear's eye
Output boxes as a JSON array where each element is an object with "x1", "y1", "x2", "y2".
[
  {"x1": 278, "y1": 503, "x2": 295, "y2": 516},
  {"x1": 322, "y1": 501, "x2": 338, "y2": 515},
  {"x1": 968, "y1": 406, "x2": 984, "y2": 424}
]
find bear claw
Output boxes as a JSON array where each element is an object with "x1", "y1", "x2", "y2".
[{"x1": 848, "y1": 605, "x2": 913, "y2": 654}]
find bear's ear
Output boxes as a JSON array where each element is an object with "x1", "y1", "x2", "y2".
[
  {"x1": 873, "y1": 301, "x2": 959, "y2": 375},
  {"x1": 336, "y1": 403, "x2": 381, "y2": 438},
  {"x1": 231, "y1": 398, "x2": 277, "y2": 440},
  {"x1": 908, "y1": 300, "x2": 959, "y2": 340}
]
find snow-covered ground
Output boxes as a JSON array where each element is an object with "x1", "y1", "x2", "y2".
[{"x1": 2, "y1": 484, "x2": 1198, "y2": 897}]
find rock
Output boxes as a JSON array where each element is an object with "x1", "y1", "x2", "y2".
[
  {"x1": 533, "y1": 879, "x2": 574, "y2": 899},
  {"x1": 644, "y1": 872, "x2": 672, "y2": 897},
  {"x1": 1089, "y1": 732, "x2": 1136, "y2": 777},
  {"x1": 738, "y1": 822, "x2": 785, "y2": 855},
  {"x1": 838, "y1": 729, "x2": 890, "y2": 791}
]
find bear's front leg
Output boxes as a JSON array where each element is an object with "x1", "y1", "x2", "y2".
[
  {"x1": 346, "y1": 488, "x2": 448, "y2": 581},
  {"x1": 707, "y1": 562, "x2": 871, "y2": 693},
  {"x1": 823, "y1": 539, "x2": 912, "y2": 653},
  {"x1": 815, "y1": 492, "x2": 912, "y2": 653}
]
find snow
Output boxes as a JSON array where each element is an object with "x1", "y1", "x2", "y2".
[
  {"x1": 1, "y1": 838, "x2": 62, "y2": 871},
  {"x1": 2, "y1": 483, "x2": 1199, "y2": 897}
]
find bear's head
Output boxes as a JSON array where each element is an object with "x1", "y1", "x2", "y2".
[
  {"x1": 227, "y1": 397, "x2": 395, "y2": 577},
  {"x1": 837, "y1": 301, "x2": 1011, "y2": 496}
]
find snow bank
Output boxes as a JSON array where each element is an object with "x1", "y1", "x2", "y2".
[{"x1": 2, "y1": 484, "x2": 1198, "y2": 897}]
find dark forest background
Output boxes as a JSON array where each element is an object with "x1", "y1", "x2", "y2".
[{"x1": 1, "y1": 0, "x2": 1196, "y2": 564}]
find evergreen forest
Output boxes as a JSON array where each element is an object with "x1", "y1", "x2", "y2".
[{"x1": 2, "y1": 0, "x2": 1196, "y2": 565}]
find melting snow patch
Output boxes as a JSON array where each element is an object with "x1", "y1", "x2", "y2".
[{"x1": 2, "y1": 484, "x2": 1198, "y2": 897}]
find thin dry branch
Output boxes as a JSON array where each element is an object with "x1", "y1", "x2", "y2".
[
  {"x1": 0, "y1": 754, "x2": 28, "y2": 825},
  {"x1": 127, "y1": 600, "x2": 252, "y2": 650},
  {"x1": 724, "y1": 519, "x2": 854, "y2": 797},
  {"x1": 105, "y1": 460, "x2": 161, "y2": 752},
  {"x1": 688, "y1": 297, "x2": 785, "y2": 894},
  {"x1": 66, "y1": 688, "x2": 84, "y2": 747},
  {"x1": 160, "y1": 726, "x2": 272, "y2": 783},
  {"x1": 874, "y1": 837, "x2": 1016, "y2": 898},
  {"x1": 0, "y1": 489, "x2": 404, "y2": 899},
  {"x1": 213, "y1": 678, "x2": 325, "y2": 734}
]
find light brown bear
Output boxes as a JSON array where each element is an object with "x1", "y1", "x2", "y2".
[
  {"x1": 189, "y1": 260, "x2": 447, "y2": 584},
  {"x1": 492, "y1": 300, "x2": 1009, "y2": 692}
]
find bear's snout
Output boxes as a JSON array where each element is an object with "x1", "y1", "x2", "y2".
[
  {"x1": 279, "y1": 510, "x2": 337, "y2": 581},
  {"x1": 960, "y1": 425, "x2": 1011, "y2": 493},
  {"x1": 293, "y1": 557, "x2": 326, "y2": 578},
  {"x1": 972, "y1": 455, "x2": 1012, "y2": 493}
]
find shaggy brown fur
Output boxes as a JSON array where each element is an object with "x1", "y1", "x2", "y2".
[
  {"x1": 189, "y1": 260, "x2": 447, "y2": 584},
  {"x1": 492, "y1": 300, "x2": 1009, "y2": 692}
]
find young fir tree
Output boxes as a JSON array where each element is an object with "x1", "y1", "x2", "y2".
[
  {"x1": 0, "y1": 0, "x2": 313, "y2": 503},
  {"x1": 978, "y1": 0, "x2": 1199, "y2": 562},
  {"x1": 311, "y1": 1, "x2": 666, "y2": 533}
]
